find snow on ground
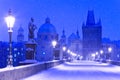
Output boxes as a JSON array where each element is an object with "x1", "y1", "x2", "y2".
[{"x1": 21, "y1": 60, "x2": 120, "y2": 80}]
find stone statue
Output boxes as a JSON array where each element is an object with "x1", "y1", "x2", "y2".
[{"x1": 28, "y1": 18, "x2": 37, "y2": 41}]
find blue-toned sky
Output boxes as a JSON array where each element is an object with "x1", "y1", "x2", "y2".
[{"x1": 0, "y1": 0, "x2": 120, "y2": 41}]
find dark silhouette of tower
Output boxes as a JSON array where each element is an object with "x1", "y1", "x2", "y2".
[
  {"x1": 60, "y1": 29, "x2": 66, "y2": 46},
  {"x1": 17, "y1": 25, "x2": 24, "y2": 42},
  {"x1": 82, "y1": 10, "x2": 102, "y2": 60}
]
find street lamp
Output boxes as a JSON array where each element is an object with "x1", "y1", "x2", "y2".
[
  {"x1": 96, "y1": 52, "x2": 98, "y2": 55},
  {"x1": 91, "y1": 53, "x2": 96, "y2": 60},
  {"x1": 5, "y1": 9, "x2": 15, "y2": 67},
  {"x1": 100, "y1": 50, "x2": 104, "y2": 54},
  {"x1": 52, "y1": 40, "x2": 57, "y2": 60},
  {"x1": 108, "y1": 47, "x2": 112, "y2": 60},
  {"x1": 108, "y1": 47, "x2": 112, "y2": 53},
  {"x1": 67, "y1": 49, "x2": 70, "y2": 53},
  {"x1": 52, "y1": 40, "x2": 57, "y2": 48},
  {"x1": 62, "y1": 46, "x2": 66, "y2": 59},
  {"x1": 100, "y1": 50, "x2": 104, "y2": 60},
  {"x1": 62, "y1": 46, "x2": 66, "y2": 51}
]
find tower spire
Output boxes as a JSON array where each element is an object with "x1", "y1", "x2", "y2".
[
  {"x1": 76, "y1": 28, "x2": 80, "y2": 39},
  {"x1": 60, "y1": 28, "x2": 66, "y2": 46},
  {"x1": 86, "y1": 10, "x2": 95, "y2": 25},
  {"x1": 61, "y1": 28, "x2": 66, "y2": 38}
]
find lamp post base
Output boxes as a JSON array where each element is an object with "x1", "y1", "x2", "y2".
[{"x1": 7, "y1": 54, "x2": 13, "y2": 67}]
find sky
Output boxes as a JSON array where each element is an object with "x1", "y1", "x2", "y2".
[{"x1": 0, "y1": 0, "x2": 120, "y2": 41}]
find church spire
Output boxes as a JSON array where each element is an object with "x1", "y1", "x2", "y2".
[
  {"x1": 60, "y1": 29, "x2": 66, "y2": 46},
  {"x1": 76, "y1": 29, "x2": 80, "y2": 39},
  {"x1": 86, "y1": 10, "x2": 95, "y2": 25},
  {"x1": 61, "y1": 29, "x2": 66, "y2": 38}
]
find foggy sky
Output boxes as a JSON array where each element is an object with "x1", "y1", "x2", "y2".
[{"x1": 0, "y1": 0, "x2": 120, "y2": 41}]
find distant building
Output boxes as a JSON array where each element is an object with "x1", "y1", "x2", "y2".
[
  {"x1": 17, "y1": 26, "x2": 24, "y2": 42},
  {"x1": 101, "y1": 39, "x2": 120, "y2": 61},
  {"x1": 59, "y1": 29, "x2": 66, "y2": 46},
  {"x1": 0, "y1": 26, "x2": 26, "y2": 68},
  {"x1": 82, "y1": 10, "x2": 102, "y2": 60},
  {"x1": 59, "y1": 29, "x2": 67, "y2": 59},
  {"x1": 68, "y1": 30, "x2": 82, "y2": 58},
  {"x1": 0, "y1": 41, "x2": 25, "y2": 68},
  {"x1": 12, "y1": 42, "x2": 26, "y2": 66},
  {"x1": 36, "y1": 17, "x2": 59, "y2": 61},
  {"x1": 0, "y1": 41, "x2": 7, "y2": 68}
]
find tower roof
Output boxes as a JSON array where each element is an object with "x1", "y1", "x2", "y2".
[
  {"x1": 86, "y1": 10, "x2": 95, "y2": 25},
  {"x1": 18, "y1": 25, "x2": 24, "y2": 32},
  {"x1": 38, "y1": 17, "x2": 56, "y2": 34},
  {"x1": 61, "y1": 29, "x2": 66, "y2": 38},
  {"x1": 68, "y1": 33, "x2": 77, "y2": 40}
]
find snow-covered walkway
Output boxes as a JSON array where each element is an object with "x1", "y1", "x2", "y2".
[{"x1": 22, "y1": 61, "x2": 120, "y2": 80}]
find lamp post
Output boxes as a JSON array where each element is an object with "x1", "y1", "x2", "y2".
[
  {"x1": 108, "y1": 47, "x2": 112, "y2": 53},
  {"x1": 100, "y1": 50, "x2": 104, "y2": 61},
  {"x1": 100, "y1": 50, "x2": 103, "y2": 54},
  {"x1": 108, "y1": 47, "x2": 112, "y2": 60},
  {"x1": 5, "y1": 9, "x2": 15, "y2": 67},
  {"x1": 62, "y1": 46, "x2": 66, "y2": 51},
  {"x1": 62, "y1": 46, "x2": 66, "y2": 59},
  {"x1": 52, "y1": 40, "x2": 57, "y2": 59},
  {"x1": 95, "y1": 52, "x2": 99, "y2": 60},
  {"x1": 52, "y1": 40, "x2": 57, "y2": 48}
]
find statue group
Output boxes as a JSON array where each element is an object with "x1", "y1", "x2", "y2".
[
  {"x1": 28, "y1": 18, "x2": 37, "y2": 42},
  {"x1": 26, "y1": 18, "x2": 37, "y2": 60}
]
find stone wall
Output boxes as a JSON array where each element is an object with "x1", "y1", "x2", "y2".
[
  {"x1": 0, "y1": 60, "x2": 64, "y2": 80},
  {"x1": 96, "y1": 60, "x2": 120, "y2": 66}
]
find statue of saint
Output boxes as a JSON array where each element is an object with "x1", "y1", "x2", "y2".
[{"x1": 28, "y1": 18, "x2": 37, "y2": 41}]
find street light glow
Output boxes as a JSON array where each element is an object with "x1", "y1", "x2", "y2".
[
  {"x1": 5, "y1": 9, "x2": 15, "y2": 32},
  {"x1": 91, "y1": 53, "x2": 95, "y2": 57},
  {"x1": 5, "y1": 16, "x2": 15, "y2": 28},
  {"x1": 67, "y1": 49, "x2": 70, "y2": 53},
  {"x1": 96, "y1": 52, "x2": 98, "y2": 55},
  {"x1": 62, "y1": 46, "x2": 66, "y2": 51},
  {"x1": 52, "y1": 40, "x2": 57, "y2": 48},
  {"x1": 70, "y1": 52, "x2": 76, "y2": 56},
  {"x1": 100, "y1": 50, "x2": 103, "y2": 54},
  {"x1": 108, "y1": 47, "x2": 112, "y2": 53}
]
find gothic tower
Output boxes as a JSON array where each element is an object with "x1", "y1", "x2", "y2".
[
  {"x1": 60, "y1": 29, "x2": 66, "y2": 46},
  {"x1": 82, "y1": 10, "x2": 102, "y2": 60}
]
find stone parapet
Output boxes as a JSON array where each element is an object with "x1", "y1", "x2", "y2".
[{"x1": 0, "y1": 60, "x2": 64, "y2": 80}]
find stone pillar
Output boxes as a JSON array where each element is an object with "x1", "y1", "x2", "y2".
[
  {"x1": 53, "y1": 48, "x2": 60, "y2": 60},
  {"x1": 25, "y1": 41, "x2": 37, "y2": 60},
  {"x1": 60, "y1": 47, "x2": 63, "y2": 60}
]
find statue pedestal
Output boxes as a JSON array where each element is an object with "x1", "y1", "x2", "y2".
[{"x1": 25, "y1": 41, "x2": 37, "y2": 60}]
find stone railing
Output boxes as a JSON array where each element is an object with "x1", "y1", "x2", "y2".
[
  {"x1": 96, "y1": 59, "x2": 120, "y2": 66},
  {"x1": 0, "y1": 60, "x2": 64, "y2": 80}
]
